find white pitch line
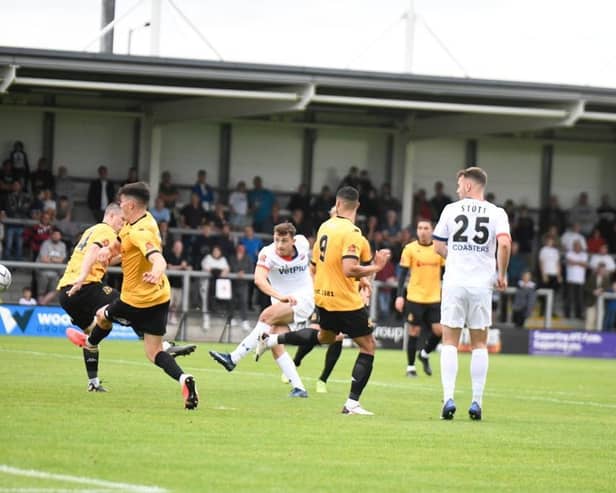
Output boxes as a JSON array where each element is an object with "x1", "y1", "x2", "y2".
[
  {"x1": 2, "y1": 347, "x2": 616, "y2": 410},
  {"x1": 0, "y1": 465, "x2": 166, "y2": 493}
]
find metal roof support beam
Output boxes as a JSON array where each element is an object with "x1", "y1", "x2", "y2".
[{"x1": 0, "y1": 64, "x2": 17, "y2": 93}]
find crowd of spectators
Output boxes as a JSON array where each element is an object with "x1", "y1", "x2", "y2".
[{"x1": 1, "y1": 140, "x2": 615, "y2": 329}]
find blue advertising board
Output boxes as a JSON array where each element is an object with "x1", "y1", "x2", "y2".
[
  {"x1": 0, "y1": 304, "x2": 138, "y2": 340},
  {"x1": 529, "y1": 330, "x2": 616, "y2": 358}
]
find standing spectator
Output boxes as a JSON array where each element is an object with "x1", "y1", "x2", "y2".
[
  {"x1": 121, "y1": 167, "x2": 139, "y2": 186},
  {"x1": 228, "y1": 180, "x2": 248, "y2": 228},
  {"x1": 412, "y1": 189, "x2": 433, "y2": 223},
  {"x1": 287, "y1": 183, "x2": 311, "y2": 216},
  {"x1": 587, "y1": 227, "x2": 607, "y2": 254},
  {"x1": 9, "y1": 141, "x2": 30, "y2": 191},
  {"x1": 30, "y1": 157, "x2": 55, "y2": 196},
  {"x1": 564, "y1": 240, "x2": 589, "y2": 320},
  {"x1": 569, "y1": 192, "x2": 597, "y2": 237},
  {"x1": 87, "y1": 165, "x2": 115, "y2": 222},
  {"x1": 191, "y1": 223, "x2": 217, "y2": 271},
  {"x1": 54, "y1": 166, "x2": 76, "y2": 203},
  {"x1": 538, "y1": 235, "x2": 562, "y2": 318},
  {"x1": 584, "y1": 263, "x2": 611, "y2": 330},
  {"x1": 192, "y1": 169, "x2": 215, "y2": 212},
  {"x1": 260, "y1": 202, "x2": 284, "y2": 235},
  {"x1": 597, "y1": 194, "x2": 616, "y2": 241},
  {"x1": 18, "y1": 286, "x2": 37, "y2": 306},
  {"x1": 229, "y1": 243, "x2": 254, "y2": 331},
  {"x1": 158, "y1": 171, "x2": 179, "y2": 210},
  {"x1": 55, "y1": 196, "x2": 79, "y2": 249},
  {"x1": 375, "y1": 257, "x2": 396, "y2": 321},
  {"x1": 157, "y1": 221, "x2": 175, "y2": 254},
  {"x1": 239, "y1": 225, "x2": 263, "y2": 310},
  {"x1": 36, "y1": 227, "x2": 66, "y2": 305},
  {"x1": 216, "y1": 223, "x2": 236, "y2": 260},
  {"x1": 200, "y1": 245, "x2": 230, "y2": 329},
  {"x1": 179, "y1": 192, "x2": 207, "y2": 230},
  {"x1": 512, "y1": 271, "x2": 537, "y2": 328},
  {"x1": 311, "y1": 185, "x2": 334, "y2": 227},
  {"x1": 3, "y1": 181, "x2": 32, "y2": 259},
  {"x1": 507, "y1": 241, "x2": 528, "y2": 288},
  {"x1": 513, "y1": 205, "x2": 535, "y2": 258},
  {"x1": 378, "y1": 182, "x2": 401, "y2": 220},
  {"x1": 561, "y1": 223, "x2": 587, "y2": 252},
  {"x1": 248, "y1": 176, "x2": 276, "y2": 233},
  {"x1": 381, "y1": 209, "x2": 401, "y2": 242},
  {"x1": 23, "y1": 210, "x2": 52, "y2": 260},
  {"x1": 429, "y1": 180, "x2": 452, "y2": 219},
  {"x1": 209, "y1": 202, "x2": 229, "y2": 230},
  {"x1": 589, "y1": 244, "x2": 616, "y2": 275},
  {"x1": 358, "y1": 187, "x2": 379, "y2": 220},
  {"x1": 165, "y1": 239, "x2": 192, "y2": 325},
  {"x1": 0, "y1": 159, "x2": 18, "y2": 206},
  {"x1": 338, "y1": 166, "x2": 360, "y2": 190},
  {"x1": 149, "y1": 196, "x2": 171, "y2": 224},
  {"x1": 540, "y1": 195, "x2": 567, "y2": 235},
  {"x1": 290, "y1": 209, "x2": 313, "y2": 238},
  {"x1": 603, "y1": 281, "x2": 616, "y2": 331}
]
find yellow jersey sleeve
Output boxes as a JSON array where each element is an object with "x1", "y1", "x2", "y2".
[
  {"x1": 400, "y1": 244, "x2": 412, "y2": 269},
  {"x1": 130, "y1": 227, "x2": 161, "y2": 259},
  {"x1": 360, "y1": 236, "x2": 372, "y2": 264}
]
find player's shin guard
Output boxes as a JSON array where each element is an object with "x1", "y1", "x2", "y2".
[
  {"x1": 83, "y1": 348, "x2": 99, "y2": 379},
  {"x1": 407, "y1": 335, "x2": 418, "y2": 365},
  {"x1": 154, "y1": 351, "x2": 183, "y2": 381},
  {"x1": 349, "y1": 352, "x2": 374, "y2": 401},
  {"x1": 319, "y1": 340, "x2": 342, "y2": 383},
  {"x1": 278, "y1": 328, "x2": 320, "y2": 346},
  {"x1": 87, "y1": 325, "x2": 111, "y2": 346}
]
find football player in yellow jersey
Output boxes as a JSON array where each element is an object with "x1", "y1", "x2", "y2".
[
  {"x1": 69, "y1": 182, "x2": 198, "y2": 410},
  {"x1": 259, "y1": 186, "x2": 390, "y2": 415},
  {"x1": 395, "y1": 220, "x2": 445, "y2": 377},
  {"x1": 59, "y1": 203, "x2": 124, "y2": 392}
]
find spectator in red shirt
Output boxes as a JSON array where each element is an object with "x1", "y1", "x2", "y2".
[{"x1": 587, "y1": 227, "x2": 607, "y2": 254}]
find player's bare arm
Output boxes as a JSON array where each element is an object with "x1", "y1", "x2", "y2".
[
  {"x1": 496, "y1": 234, "x2": 512, "y2": 291},
  {"x1": 342, "y1": 249, "x2": 391, "y2": 278},
  {"x1": 67, "y1": 243, "x2": 102, "y2": 297},
  {"x1": 143, "y1": 251, "x2": 166, "y2": 284},
  {"x1": 434, "y1": 239, "x2": 448, "y2": 259},
  {"x1": 254, "y1": 264, "x2": 297, "y2": 304}
]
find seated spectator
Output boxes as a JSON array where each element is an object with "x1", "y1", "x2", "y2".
[
  {"x1": 0, "y1": 159, "x2": 18, "y2": 206},
  {"x1": 378, "y1": 182, "x2": 401, "y2": 221},
  {"x1": 87, "y1": 165, "x2": 115, "y2": 222},
  {"x1": 584, "y1": 263, "x2": 611, "y2": 330},
  {"x1": 180, "y1": 192, "x2": 208, "y2": 230},
  {"x1": 287, "y1": 183, "x2": 311, "y2": 216},
  {"x1": 192, "y1": 169, "x2": 215, "y2": 212},
  {"x1": 150, "y1": 196, "x2": 171, "y2": 224},
  {"x1": 239, "y1": 225, "x2": 263, "y2": 311},
  {"x1": 508, "y1": 241, "x2": 528, "y2": 287},
  {"x1": 200, "y1": 245, "x2": 230, "y2": 329},
  {"x1": 30, "y1": 157, "x2": 55, "y2": 196},
  {"x1": 209, "y1": 202, "x2": 229, "y2": 230},
  {"x1": 564, "y1": 240, "x2": 588, "y2": 320},
  {"x1": 540, "y1": 194, "x2": 567, "y2": 234},
  {"x1": 589, "y1": 244, "x2": 615, "y2": 275},
  {"x1": 260, "y1": 202, "x2": 284, "y2": 234},
  {"x1": 358, "y1": 186, "x2": 379, "y2": 221},
  {"x1": 381, "y1": 210, "x2": 401, "y2": 241},
  {"x1": 121, "y1": 166, "x2": 139, "y2": 186},
  {"x1": 55, "y1": 196, "x2": 79, "y2": 248},
  {"x1": 290, "y1": 208, "x2": 313, "y2": 238},
  {"x1": 603, "y1": 281, "x2": 616, "y2": 331},
  {"x1": 36, "y1": 227, "x2": 66, "y2": 305},
  {"x1": 158, "y1": 170, "x2": 179, "y2": 212},
  {"x1": 561, "y1": 223, "x2": 587, "y2": 252},
  {"x1": 3, "y1": 181, "x2": 32, "y2": 260},
  {"x1": 248, "y1": 175, "x2": 276, "y2": 233},
  {"x1": 165, "y1": 239, "x2": 192, "y2": 325},
  {"x1": 40, "y1": 188, "x2": 56, "y2": 217},
  {"x1": 339, "y1": 166, "x2": 360, "y2": 190},
  {"x1": 587, "y1": 227, "x2": 607, "y2": 254},
  {"x1": 513, "y1": 205, "x2": 535, "y2": 257},
  {"x1": 24, "y1": 210, "x2": 53, "y2": 260},
  {"x1": 229, "y1": 243, "x2": 254, "y2": 331},
  {"x1": 512, "y1": 271, "x2": 537, "y2": 328},
  {"x1": 228, "y1": 180, "x2": 248, "y2": 229},
  {"x1": 158, "y1": 221, "x2": 175, "y2": 254},
  {"x1": 413, "y1": 189, "x2": 433, "y2": 223},
  {"x1": 375, "y1": 258, "x2": 396, "y2": 321},
  {"x1": 9, "y1": 141, "x2": 30, "y2": 191},
  {"x1": 18, "y1": 286, "x2": 37, "y2": 306},
  {"x1": 54, "y1": 166, "x2": 76, "y2": 203},
  {"x1": 429, "y1": 180, "x2": 452, "y2": 219},
  {"x1": 216, "y1": 223, "x2": 236, "y2": 260},
  {"x1": 311, "y1": 185, "x2": 334, "y2": 227},
  {"x1": 191, "y1": 223, "x2": 217, "y2": 270},
  {"x1": 569, "y1": 192, "x2": 597, "y2": 237}
]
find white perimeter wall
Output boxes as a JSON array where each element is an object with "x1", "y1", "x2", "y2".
[{"x1": 0, "y1": 108, "x2": 44, "y2": 164}]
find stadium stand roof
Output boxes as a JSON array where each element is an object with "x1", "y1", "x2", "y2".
[{"x1": 2, "y1": 46, "x2": 616, "y2": 141}]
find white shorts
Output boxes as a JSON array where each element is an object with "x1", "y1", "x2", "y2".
[
  {"x1": 440, "y1": 286, "x2": 492, "y2": 329},
  {"x1": 288, "y1": 295, "x2": 315, "y2": 332}
]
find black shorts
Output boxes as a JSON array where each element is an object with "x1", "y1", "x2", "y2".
[
  {"x1": 58, "y1": 283, "x2": 119, "y2": 330},
  {"x1": 404, "y1": 300, "x2": 440, "y2": 327},
  {"x1": 317, "y1": 306, "x2": 373, "y2": 339},
  {"x1": 105, "y1": 298, "x2": 170, "y2": 336}
]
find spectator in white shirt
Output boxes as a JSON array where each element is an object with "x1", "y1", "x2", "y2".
[
  {"x1": 228, "y1": 180, "x2": 248, "y2": 229},
  {"x1": 18, "y1": 286, "x2": 37, "y2": 306},
  {"x1": 589, "y1": 244, "x2": 615, "y2": 275},
  {"x1": 561, "y1": 223, "x2": 587, "y2": 252},
  {"x1": 538, "y1": 235, "x2": 562, "y2": 317},
  {"x1": 564, "y1": 240, "x2": 589, "y2": 319},
  {"x1": 200, "y1": 245, "x2": 230, "y2": 329}
]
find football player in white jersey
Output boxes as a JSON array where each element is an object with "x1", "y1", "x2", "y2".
[
  {"x1": 209, "y1": 222, "x2": 312, "y2": 397},
  {"x1": 432, "y1": 167, "x2": 511, "y2": 421}
]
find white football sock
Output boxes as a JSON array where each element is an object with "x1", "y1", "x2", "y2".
[
  {"x1": 88, "y1": 377, "x2": 100, "y2": 387},
  {"x1": 275, "y1": 352, "x2": 304, "y2": 390},
  {"x1": 440, "y1": 344, "x2": 458, "y2": 402},
  {"x1": 230, "y1": 321, "x2": 271, "y2": 363},
  {"x1": 470, "y1": 348, "x2": 489, "y2": 406}
]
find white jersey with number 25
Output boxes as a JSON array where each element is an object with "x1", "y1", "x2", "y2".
[{"x1": 433, "y1": 198, "x2": 510, "y2": 289}]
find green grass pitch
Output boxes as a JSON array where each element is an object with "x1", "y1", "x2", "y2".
[{"x1": 1, "y1": 336, "x2": 615, "y2": 492}]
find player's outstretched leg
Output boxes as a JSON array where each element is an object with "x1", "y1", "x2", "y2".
[
  {"x1": 163, "y1": 340, "x2": 197, "y2": 358},
  {"x1": 317, "y1": 339, "x2": 343, "y2": 393}
]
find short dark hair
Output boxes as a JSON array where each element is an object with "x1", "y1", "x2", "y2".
[
  {"x1": 119, "y1": 181, "x2": 150, "y2": 205},
  {"x1": 274, "y1": 222, "x2": 296, "y2": 237},
  {"x1": 336, "y1": 186, "x2": 359, "y2": 203},
  {"x1": 457, "y1": 167, "x2": 487, "y2": 187}
]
